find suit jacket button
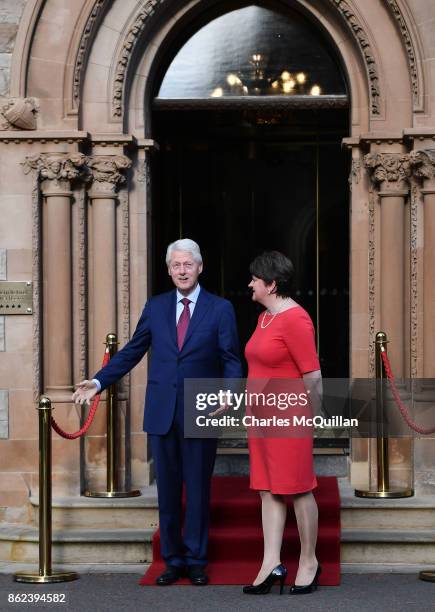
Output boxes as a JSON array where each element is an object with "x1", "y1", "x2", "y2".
[{"x1": 173, "y1": 383, "x2": 177, "y2": 388}]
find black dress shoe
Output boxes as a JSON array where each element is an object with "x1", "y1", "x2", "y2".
[
  {"x1": 188, "y1": 565, "x2": 209, "y2": 585},
  {"x1": 155, "y1": 565, "x2": 185, "y2": 585},
  {"x1": 289, "y1": 564, "x2": 321, "y2": 594},
  {"x1": 243, "y1": 564, "x2": 287, "y2": 595}
]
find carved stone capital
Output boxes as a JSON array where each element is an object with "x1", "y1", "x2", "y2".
[
  {"x1": 409, "y1": 149, "x2": 435, "y2": 182},
  {"x1": 363, "y1": 152, "x2": 411, "y2": 192},
  {"x1": 0, "y1": 97, "x2": 39, "y2": 130},
  {"x1": 87, "y1": 155, "x2": 132, "y2": 195},
  {"x1": 22, "y1": 153, "x2": 89, "y2": 192}
]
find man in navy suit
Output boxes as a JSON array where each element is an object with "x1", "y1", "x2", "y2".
[{"x1": 73, "y1": 239, "x2": 242, "y2": 585}]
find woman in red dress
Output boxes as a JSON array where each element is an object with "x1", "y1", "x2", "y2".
[{"x1": 243, "y1": 251, "x2": 322, "y2": 596}]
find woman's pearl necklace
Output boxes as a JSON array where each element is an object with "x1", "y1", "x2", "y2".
[{"x1": 261, "y1": 298, "x2": 291, "y2": 329}]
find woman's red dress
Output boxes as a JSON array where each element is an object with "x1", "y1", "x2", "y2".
[{"x1": 245, "y1": 306, "x2": 320, "y2": 494}]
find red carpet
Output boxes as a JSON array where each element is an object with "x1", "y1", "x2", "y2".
[{"x1": 140, "y1": 476, "x2": 340, "y2": 586}]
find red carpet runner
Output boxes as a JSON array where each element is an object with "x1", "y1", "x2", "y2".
[{"x1": 140, "y1": 476, "x2": 340, "y2": 586}]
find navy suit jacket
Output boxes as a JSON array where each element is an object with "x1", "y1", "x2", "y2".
[{"x1": 93, "y1": 288, "x2": 242, "y2": 435}]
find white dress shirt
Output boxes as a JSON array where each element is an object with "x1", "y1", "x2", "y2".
[{"x1": 176, "y1": 283, "x2": 201, "y2": 323}]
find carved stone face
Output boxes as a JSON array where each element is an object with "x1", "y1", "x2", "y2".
[{"x1": 49, "y1": 160, "x2": 62, "y2": 175}]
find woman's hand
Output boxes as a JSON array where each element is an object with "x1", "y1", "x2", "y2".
[
  {"x1": 72, "y1": 380, "x2": 98, "y2": 405},
  {"x1": 302, "y1": 369, "x2": 323, "y2": 417}
]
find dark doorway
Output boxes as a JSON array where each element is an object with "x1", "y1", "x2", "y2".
[{"x1": 151, "y1": 107, "x2": 349, "y2": 378}]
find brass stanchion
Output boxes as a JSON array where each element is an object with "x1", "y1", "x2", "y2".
[
  {"x1": 85, "y1": 333, "x2": 140, "y2": 498},
  {"x1": 355, "y1": 332, "x2": 413, "y2": 498},
  {"x1": 14, "y1": 398, "x2": 79, "y2": 583}
]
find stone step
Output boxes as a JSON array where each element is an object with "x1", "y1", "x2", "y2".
[
  {"x1": 341, "y1": 505, "x2": 435, "y2": 529},
  {"x1": 28, "y1": 478, "x2": 434, "y2": 531},
  {"x1": 0, "y1": 562, "x2": 150, "y2": 575},
  {"x1": 1, "y1": 524, "x2": 434, "y2": 566},
  {"x1": 338, "y1": 478, "x2": 435, "y2": 529},
  {"x1": 30, "y1": 486, "x2": 159, "y2": 530},
  {"x1": 341, "y1": 529, "x2": 435, "y2": 564},
  {"x1": 0, "y1": 525, "x2": 154, "y2": 565}
]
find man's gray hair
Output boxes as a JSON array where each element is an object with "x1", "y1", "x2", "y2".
[{"x1": 166, "y1": 239, "x2": 203, "y2": 265}]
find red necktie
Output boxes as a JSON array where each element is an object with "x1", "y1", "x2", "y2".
[{"x1": 177, "y1": 298, "x2": 191, "y2": 350}]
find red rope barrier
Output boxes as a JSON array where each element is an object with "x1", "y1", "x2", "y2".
[
  {"x1": 381, "y1": 350, "x2": 435, "y2": 435},
  {"x1": 51, "y1": 350, "x2": 110, "y2": 440}
]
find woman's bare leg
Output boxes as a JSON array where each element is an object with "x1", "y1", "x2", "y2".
[
  {"x1": 292, "y1": 491, "x2": 319, "y2": 585},
  {"x1": 253, "y1": 490, "x2": 287, "y2": 585}
]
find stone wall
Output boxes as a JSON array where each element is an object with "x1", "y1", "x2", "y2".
[
  {"x1": 0, "y1": 249, "x2": 5, "y2": 438},
  {"x1": 0, "y1": 0, "x2": 28, "y2": 96},
  {"x1": 0, "y1": 1, "x2": 29, "y2": 443}
]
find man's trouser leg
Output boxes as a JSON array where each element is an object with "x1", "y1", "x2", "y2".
[
  {"x1": 182, "y1": 436, "x2": 217, "y2": 566},
  {"x1": 149, "y1": 426, "x2": 184, "y2": 567}
]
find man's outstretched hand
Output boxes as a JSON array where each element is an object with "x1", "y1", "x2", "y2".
[{"x1": 72, "y1": 380, "x2": 98, "y2": 405}]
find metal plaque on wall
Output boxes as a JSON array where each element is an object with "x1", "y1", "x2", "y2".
[{"x1": 0, "y1": 281, "x2": 33, "y2": 314}]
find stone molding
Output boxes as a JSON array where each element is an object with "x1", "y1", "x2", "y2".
[
  {"x1": 0, "y1": 131, "x2": 89, "y2": 145},
  {"x1": 368, "y1": 186, "x2": 375, "y2": 377},
  {"x1": 348, "y1": 157, "x2": 361, "y2": 190},
  {"x1": 0, "y1": 131, "x2": 157, "y2": 154},
  {"x1": 384, "y1": 0, "x2": 423, "y2": 112},
  {"x1": 409, "y1": 150, "x2": 435, "y2": 378},
  {"x1": 410, "y1": 182, "x2": 418, "y2": 377},
  {"x1": 0, "y1": 97, "x2": 38, "y2": 130},
  {"x1": 327, "y1": 0, "x2": 381, "y2": 115},
  {"x1": 77, "y1": 188, "x2": 87, "y2": 381},
  {"x1": 154, "y1": 96, "x2": 349, "y2": 111},
  {"x1": 31, "y1": 178, "x2": 42, "y2": 402},
  {"x1": 111, "y1": 0, "x2": 165, "y2": 118},
  {"x1": 119, "y1": 188, "x2": 130, "y2": 396},
  {"x1": 72, "y1": 0, "x2": 107, "y2": 110}
]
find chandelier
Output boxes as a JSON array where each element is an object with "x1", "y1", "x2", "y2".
[{"x1": 210, "y1": 53, "x2": 321, "y2": 97}]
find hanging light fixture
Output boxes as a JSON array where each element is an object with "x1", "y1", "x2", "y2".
[{"x1": 210, "y1": 53, "x2": 322, "y2": 97}]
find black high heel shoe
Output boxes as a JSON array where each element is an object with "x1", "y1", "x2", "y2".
[
  {"x1": 289, "y1": 563, "x2": 321, "y2": 595},
  {"x1": 243, "y1": 564, "x2": 287, "y2": 595}
]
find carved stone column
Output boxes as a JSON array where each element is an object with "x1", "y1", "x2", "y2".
[
  {"x1": 22, "y1": 153, "x2": 88, "y2": 399},
  {"x1": 87, "y1": 155, "x2": 131, "y2": 374},
  {"x1": 364, "y1": 150, "x2": 414, "y2": 492},
  {"x1": 364, "y1": 152, "x2": 411, "y2": 377},
  {"x1": 409, "y1": 149, "x2": 435, "y2": 377}
]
